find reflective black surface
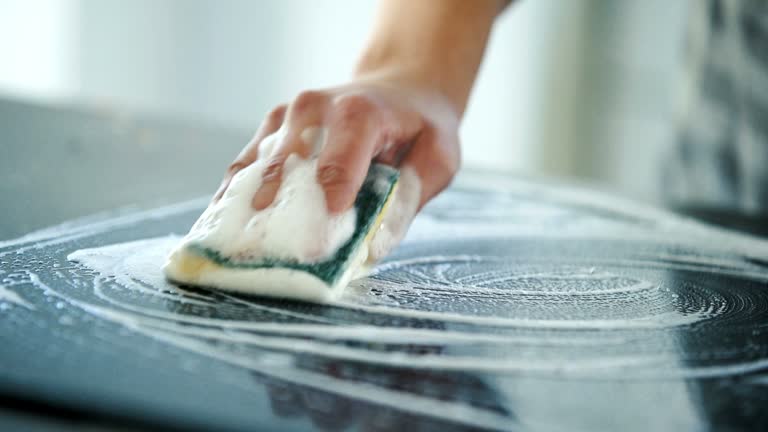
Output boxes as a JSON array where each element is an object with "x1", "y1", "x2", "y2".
[
  {"x1": 1, "y1": 98, "x2": 768, "y2": 431},
  {"x1": 2, "y1": 178, "x2": 768, "y2": 431}
]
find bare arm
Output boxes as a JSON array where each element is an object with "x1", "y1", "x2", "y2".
[
  {"x1": 356, "y1": 0, "x2": 505, "y2": 115},
  {"x1": 217, "y1": 0, "x2": 506, "y2": 261}
]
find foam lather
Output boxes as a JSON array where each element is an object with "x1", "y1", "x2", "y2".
[{"x1": 164, "y1": 160, "x2": 399, "y2": 302}]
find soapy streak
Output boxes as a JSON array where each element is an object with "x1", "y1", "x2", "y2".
[
  {"x1": 371, "y1": 271, "x2": 660, "y2": 296},
  {"x1": 8, "y1": 172, "x2": 768, "y2": 420},
  {"x1": 27, "y1": 273, "x2": 515, "y2": 430},
  {"x1": 30, "y1": 267, "x2": 768, "y2": 380},
  {"x1": 75, "y1": 240, "x2": 712, "y2": 330},
  {"x1": 27, "y1": 273, "x2": 695, "y2": 378},
  {"x1": 75, "y1": 238, "x2": 749, "y2": 332},
  {"x1": 373, "y1": 255, "x2": 768, "y2": 283},
  {"x1": 62, "y1": 236, "x2": 766, "y2": 381},
  {"x1": 69, "y1": 242, "x2": 722, "y2": 348},
  {"x1": 87, "y1": 273, "x2": 634, "y2": 346},
  {"x1": 329, "y1": 299, "x2": 711, "y2": 330},
  {"x1": 0, "y1": 284, "x2": 34, "y2": 309},
  {"x1": 72, "y1": 275, "x2": 637, "y2": 347},
  {"x1": 80, "y1": 303, "x2": 657, "y2": 373},
  {"x1": 0, "y1": 198, "x2": 208, "y2": 256}
]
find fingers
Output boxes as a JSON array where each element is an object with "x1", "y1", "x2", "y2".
[
  {"x1": 281, "y1": 90, "x2": 329, "y2": 158},
  {"x1": 213, "y1": 104, "x2": 286, "y2": 202},
  {"x1": 318, "y1": 95, "x2": 390, "y2": 213},
  {"x1": 222, "y1": 87, "x2": 454, "y2": 220},
  {"x1": 252, "y1": 91, "x2": 329, "y2": 210},
  {"x1": 251, "y1": 154, "x2": 290, "y2": 209}
]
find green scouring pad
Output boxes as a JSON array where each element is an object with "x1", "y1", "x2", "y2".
[{"x1": 164, "y1": 163, "x2": 400, "y2": 302}]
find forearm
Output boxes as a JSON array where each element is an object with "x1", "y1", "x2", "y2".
[{"x1": 354, "y1": 0, "x2": 505, "y2": 116}]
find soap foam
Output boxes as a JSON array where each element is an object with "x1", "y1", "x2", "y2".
[
  {"x1": 64, "y1": 235, "x2": 768, "y2": 380},
  {"x1": 0, "y1": 285, "x2": 34, "y2": 310},
  {"x1": 173, "y1": 153, "x2": 356, "y2": 264},
  {"x1": 368, "y1": 167, "x2": 421, "y2": 262},
  {"x1": 14, "y1": 168, "x2": 768, "y2": 431}
]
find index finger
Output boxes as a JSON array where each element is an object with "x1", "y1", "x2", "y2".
[
  {"x1": 213, "y1": 105, "x2": 287, "y2": 201},
  {"x1": 317, "y1": 95, "x2": 386, "y2": 213}
]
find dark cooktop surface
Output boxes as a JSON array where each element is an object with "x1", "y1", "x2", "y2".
[{"x1": 2, "y1": 172, "x2": 768, "y2": 432}]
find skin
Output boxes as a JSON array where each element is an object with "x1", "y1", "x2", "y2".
[{"x1": 215, "y1": 0, "x2": 507, "y2": 258}]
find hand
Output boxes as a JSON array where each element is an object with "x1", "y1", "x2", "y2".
[
  {"x1": 214, "y1": 77, "x2": 461, "y2": 261},
  {"x1": 211, "y1": 0, "x2": 505, "y2": 261}
]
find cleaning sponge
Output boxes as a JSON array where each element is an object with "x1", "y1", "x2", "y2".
[{"x1": 163, "y1": 158, "x2": 399, "y2": 302}]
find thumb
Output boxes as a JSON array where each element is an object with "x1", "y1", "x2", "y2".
[{"x1": 368, "y1": 166, "x2": 422, "y2": 263}]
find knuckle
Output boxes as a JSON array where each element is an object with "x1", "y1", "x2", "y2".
[
  {"x1": 292, "y1": 90, "x2": 326, "y2": 112},
  {"x1": 333, "y1": 94, "x2": 377, "y2": 121},
  {"x1": 317, "y1": 163, "x2": 352, "y2": 189}
]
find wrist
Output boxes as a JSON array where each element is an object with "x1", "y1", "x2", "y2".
[
  {"x1": 351, "y1": 0, "x2": 501, "y2": 116},
  {"x1": 354, "y1": 45, "x2": 467, "y2": 116}
]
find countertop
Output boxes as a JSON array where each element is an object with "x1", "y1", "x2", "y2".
[{"x1": 1, "y1": 97, "x2": 767, "y2": 432}]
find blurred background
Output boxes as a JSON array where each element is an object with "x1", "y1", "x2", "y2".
[{"x1": 0, "y1": 0, "x2": 691, "y2": 236}]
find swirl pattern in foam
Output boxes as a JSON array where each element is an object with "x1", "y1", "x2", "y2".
[
  {"x1": 55, "y1": 181, "x2": 768, "y2": 380},
  {"x1": 6, "y1": 176, "x2": 768, "y2": 430}
]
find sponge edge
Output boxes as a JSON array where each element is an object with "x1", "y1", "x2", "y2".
[
  {"x1": 163, "y1": 245, "x2": 368, "y2": 302},
  {"x1": 163, "y1": 163, "x2": 399, "y2": 302}
]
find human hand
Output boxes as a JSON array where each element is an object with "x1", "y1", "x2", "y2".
[
  {"x1": 211, "y1": 0, "x2": 506, "y2": 262},
  {"x1": 214, "y1": 78, "x2": 461, "y2": 262}
]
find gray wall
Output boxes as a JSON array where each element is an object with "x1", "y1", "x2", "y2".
[{"x1": 0, "y1": 0, "x2": 690, "y2": 203}]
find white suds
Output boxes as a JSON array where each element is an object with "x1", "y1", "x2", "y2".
[
  {"x1": 0, "y1": 285, "x2": 34, "y2": 310},
  {"x1": 173, "y1": 154, "x2": 356, "y2": 264},
  {"x1": 369, "y1": 167, "x2": 421, "y2": 262}
]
